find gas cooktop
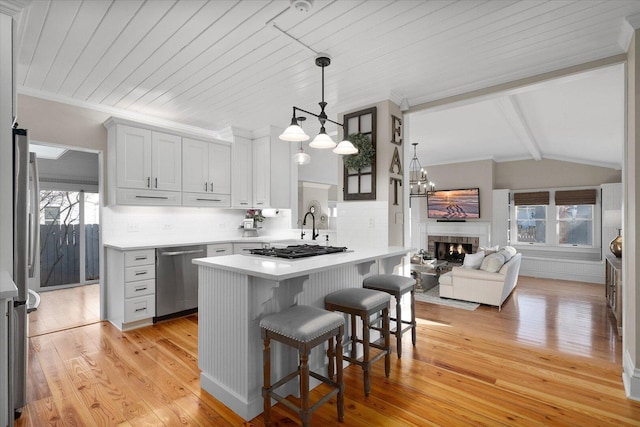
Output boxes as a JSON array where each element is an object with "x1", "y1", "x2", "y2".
[{"x1": 249, "y1": 244, "x2": 348, "y2": 259}]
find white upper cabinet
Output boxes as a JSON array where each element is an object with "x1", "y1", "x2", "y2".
[
  {"x1": 115, "y1": 125, "x2": 152, "y2": 190},
  {"x1": 209, "y1": 142, "x2": 231, "y2": 194},
  {"x1": 151, "y1": 132, "x2": 182, "y2": 191},
  {"x1": 114, "y1": 124, "x2": 181, "y2": 191},
  {"x1": 252, "y1": 136, "x2": 270, "y2": 208},
  {"x1": 182, "y1": 137, "x2": 231, "y2": 207},
  {"x1": 230, "y1": 126, "x2": 293, "y2": 209},
  {"x1": 231, "y1": 136, "x2": 252, "y2": 208},
  {"x1": 106, "y1": 118, "x2": 182, "y2": 206}
]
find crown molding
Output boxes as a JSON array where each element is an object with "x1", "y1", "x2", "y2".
[{"x1": 0, "y1": 0, "x2": 26, "y2": 16}]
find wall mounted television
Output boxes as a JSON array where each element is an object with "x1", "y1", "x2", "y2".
[{"x1": 427, "y1": 188, "x2": 480, "y2": 219}]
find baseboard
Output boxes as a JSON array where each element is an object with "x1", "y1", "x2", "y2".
[{"x1": 623, "y1": 350, "x2": 640, "y2": 401}]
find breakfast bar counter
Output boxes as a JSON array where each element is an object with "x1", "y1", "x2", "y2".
[{"x1": 193, "y1": 246, "x2": 411, "y2": 420}]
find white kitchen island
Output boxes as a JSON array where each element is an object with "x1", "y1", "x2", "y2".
[{"x1": 193, "y1": 246, "x2": 411, "y2": 421}]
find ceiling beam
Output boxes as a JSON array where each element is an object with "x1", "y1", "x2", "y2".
[
  {"x1": 495, "y1": 95, "x2": 542, "y2": 161},
  {"x1": 408, "y1": 54, "x2": 627, "y2": 115}
]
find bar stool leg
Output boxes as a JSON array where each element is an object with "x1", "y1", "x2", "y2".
[
  {"x1": 395, "y1": 295, "x2": 403, "y2": 358},
  {"x1": 383, "y1": 306, "x2": 390, "y2": 377},
  {"x1": 335, "y1": 331, "x2": 345, "y2": 422},
  {"x1": 350, "y1": 313, "x2": 357, "y2": 360},
  {"x1": 410, "y1": 289, "x2": 417, "y2": 346},
  {"x1": 327, "y1": 335, "x2": 335, "y2": 381},
  {"x1": 362, "y1": 314, "x2": 371, "y2": 396},
  {"x1": 300, "y1": 351, "x2": 310, "y2": 427},
  {"x1": 262, "y1": 336, "x2": 271, "y2": 426}
]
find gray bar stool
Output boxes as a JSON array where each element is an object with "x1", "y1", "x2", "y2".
[
  {"x1": 363, "y1": 274, "x2": 416, "y2": 358},
  {"x1": 260, "y1": 305, "x2": 345, "y2": 427},
  {"x1": 324, "y1": 288, "x2": 391, "y2": 396}
]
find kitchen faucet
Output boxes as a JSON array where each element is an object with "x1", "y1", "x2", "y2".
[{"x1": 302, "y1": 209, "x2": 320, "y2": 240}]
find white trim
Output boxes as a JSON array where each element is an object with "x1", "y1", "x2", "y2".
[
  {"x1": 623, "y1": 349, "x2": 640, "y2": 401},
  {"x1": 0, "y1": 0, "x2": 26, "y2": 16}
]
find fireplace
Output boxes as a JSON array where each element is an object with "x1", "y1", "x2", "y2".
[
  {"x1": 435, "y1": 242, "x2": 473, "y2": 262},
  {"x1": 426, "y1": 235, "x2": 479, "y2": 263}
]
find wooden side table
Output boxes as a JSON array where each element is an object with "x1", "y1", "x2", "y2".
[{"x1": 410, "y1": 260, "x2": 448, "y2": 292}]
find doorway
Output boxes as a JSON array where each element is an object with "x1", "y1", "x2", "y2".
[{"x1": 28, "y1": 142, "x2": 102, "y2": 336}]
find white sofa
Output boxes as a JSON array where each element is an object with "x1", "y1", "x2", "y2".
[{"x1": 439, "y1": 252, "x2": 521, "y2": 310}]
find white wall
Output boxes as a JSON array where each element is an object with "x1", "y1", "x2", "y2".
[{"x1": 336, "y1": 201, "x2": 388, "y2": 248}]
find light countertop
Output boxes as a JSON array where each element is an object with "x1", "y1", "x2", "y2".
[
  {"x1": 0, "y1": 270, "x2": 18, "y2": 300},
  {"x1": 193, "y1": 246, "x2": 411, "y2": 281},
  {"x1": 103, "y1": 233, "x2": 306, "y2": 251}
]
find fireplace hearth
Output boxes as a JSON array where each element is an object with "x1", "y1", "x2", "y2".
[{"x1": 435, "y1": 242, "x2": 473, "y2": 262}]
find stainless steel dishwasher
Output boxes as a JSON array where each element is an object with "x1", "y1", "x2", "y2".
[{"x1": 155, "y1": 245, "x2": 206, "y2": 322}]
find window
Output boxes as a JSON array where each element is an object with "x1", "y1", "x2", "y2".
[
  {"x1": 511, "y1": 188, "x2": 598, "y2": 250},
  {"x1": 557, "y1": 205, "x2": 593, "y2": 246},
  {"x1": 513, "y1": 191, "x2": 549, "y2": 244},
  {"x1": 516, "y1": 205, "x2": 547, "y2": 243},
  {"x1": 555, "y1": 189, "x2": 596, "y2": 246}
]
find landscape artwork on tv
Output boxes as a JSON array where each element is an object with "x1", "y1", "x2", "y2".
[{"x1": 427, "y1": 188, "x2": 480, "y2": 219}]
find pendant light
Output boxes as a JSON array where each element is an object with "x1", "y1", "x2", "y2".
[
  {"x1": 293, "y1": 143, "x2": 311, "y2": 165},
  {"x1": 409, "y1": 143, "x2": 435, "y2": 197},
  {"x1": 280, "y1": 54, "x2": 358, "y2": 158},
  {"x1": 288, "y1": 116, "x2": 310, "y2": 164}
]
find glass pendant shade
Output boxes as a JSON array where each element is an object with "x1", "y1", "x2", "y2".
[
  {"x1": 279, "y1": 123, "x2": 309, "y2": 142},
  {"x1": 309, "y1": 130, "x2": 336, "y2": 148},
  {"x1": 333, "y1": 139, "x2": 358, "y2": 154},
  {"x1": 292, "y1": 147, "x2": 311, "y2": 165}
]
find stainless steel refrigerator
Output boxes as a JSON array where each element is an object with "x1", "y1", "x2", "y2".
[{"x1": 10, "y1": 128, "x2": 39, "y2": 421}]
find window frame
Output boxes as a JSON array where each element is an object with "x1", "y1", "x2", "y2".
[{"x1": 510, "y1": 187, "x2": 601, "y2": 257}]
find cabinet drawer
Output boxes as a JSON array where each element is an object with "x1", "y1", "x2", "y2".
[
  {"x1": 116, "y1": 188, "x2": 182, "y2": 206},
  {"x1": 207, "y1": 243, "x2": 233, "y2": 257},
  {"x1": 124, "y1": 295, "x2": 155, "y2": 322},
  {"x1": 124, "y1": 249, "x2": 155, "y2": 267},
  {"x1": 124, "y1": 279, "x2": 155, "y2": 299},
  {"x1": 125, "y1": 265, "x2": 156, "y2": 282},
  {"x1": 182, "y1": 192, "x2": 230, "y2": 207}
]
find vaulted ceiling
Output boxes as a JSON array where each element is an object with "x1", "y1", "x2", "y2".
[{"x1": 14, "y1": 0, "x2": 640, "y2": 169}]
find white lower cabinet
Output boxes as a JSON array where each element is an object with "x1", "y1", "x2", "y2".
[
  {"x1": 106, "y1": 248, "x2": 156, "y2": 330},
  {"x1": 207, "y1": 243, "x2": 233, "y2": 257},
  {"x1": 233, "y1": 242, "x2": 266, "y2": 254}
]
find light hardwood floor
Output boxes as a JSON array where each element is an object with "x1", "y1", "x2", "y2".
[
  {"x1": 15, "y1": 276, "x2": 640, "y2": 426},
  {"x1": 28, "y1": 284, "x2": 100, "y2": 337}
]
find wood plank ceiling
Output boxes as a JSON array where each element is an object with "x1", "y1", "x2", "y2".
[{"x1": 14, "y1": 0, "x2": 640, "y2": 167}]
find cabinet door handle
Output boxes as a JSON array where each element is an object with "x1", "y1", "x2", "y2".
[
  {"x1": 240, "y1": 202, "x2": 248, "y2": 205},
  {"x1": 134, "y1": 286, "x2": 148, "y2": 292},
  {"x1": 135, "y1": 271, "x2": 147, "y2": 276},
  {"x1": 134, "y1": 256, "x2": 147, "y2": 261},
  {"x1": 147, "y1": 177, "x2": 150, "y2": 188},
  {"x1": 205, "y1": 182, "x2": 208, "y2": 191},
  {"x1": 135, "y1": 307, "x2": 146, "y2": 312},
  {"x1": 210, "y1": 182, "x2": 214, "y2": 191},
  {"x1": 215, "y1": 249, "x2": 226, "y2": 253},
  {"x1": 196, "y1": 198, "x2": 221, "y2": 202},
  {"x1": 155, "y1": 177, "x2": 158, "y2": 188}
]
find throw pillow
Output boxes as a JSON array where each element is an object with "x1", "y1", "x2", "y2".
[
  {"x1": 498, "y1": 248, "x2": 512, "y2": 261},
  {"x1": 499, "y1": 246, "x2": 517, "y2": 261},
  {"x1": 463, "y1": 250, "x2": 485, "y2": 269},
  {"x1": 480, "y1": 252, "x2": 506, "y2": 273},
  {"x1": 479, "y1": 245, "x2": 499, "y2": 255}
]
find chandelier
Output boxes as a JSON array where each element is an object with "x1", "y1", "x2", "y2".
[
  {"x1": 279, "y1": 55, "x2": 358, "y2": 158},
  {"x1": 409, "y1": 143, "x2": 435, "y2": 197}
]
